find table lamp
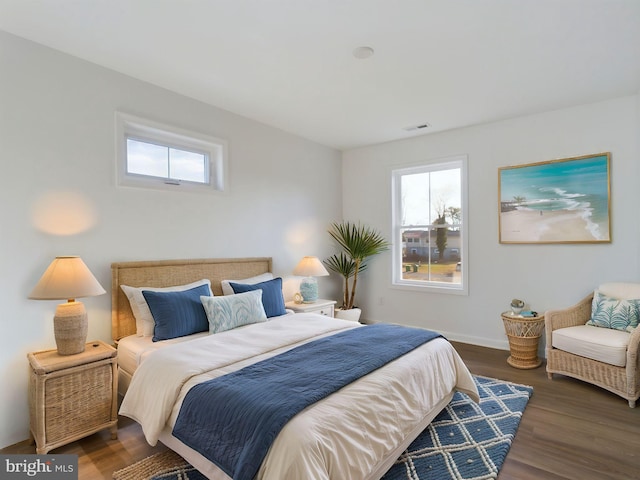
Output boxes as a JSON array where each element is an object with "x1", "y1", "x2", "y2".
[
  {"x1": 29, "y1": 256, "x2": 106, "y2": 355},
  {"x1": 293, "y1": 256, "x2": 329, "y2": 303}
]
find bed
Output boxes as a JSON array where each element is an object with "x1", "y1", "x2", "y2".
[{"x1": 112, "y1": 257, "x2": 478, "y2": 480}]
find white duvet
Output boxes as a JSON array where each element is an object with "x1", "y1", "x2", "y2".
[{"x1": 120, "y1": 314, "x2": 478, "y2": 480}]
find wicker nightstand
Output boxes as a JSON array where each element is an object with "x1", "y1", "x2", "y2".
[
  {"x1": 28, "y1": 340, "x2": 118, "y2": 454},
  {"x1": 501, "y1": 312, "x2": 545, "y2": 369},
  {"x1": 285, "y1": 299, "x2": 337, "y2": 317}
]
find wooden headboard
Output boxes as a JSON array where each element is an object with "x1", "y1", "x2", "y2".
[{"x1": 111, "y1": 257, "x2": 272, "y2": 342}]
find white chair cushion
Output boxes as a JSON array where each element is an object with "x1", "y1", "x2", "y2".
[
  {"x1": 552, "y1": 325, "x2": 629, "y2": 367},
  {"x1": 598, "y1": 282, "x2": 640, "y2": 300}
]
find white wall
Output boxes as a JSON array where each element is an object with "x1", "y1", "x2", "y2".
[
  {"x1": 343, "y1": 95, "x2": 640, "y2": 348},
  {"x1": 0, "y1": 32, "x2": 342, "y2": 448}
]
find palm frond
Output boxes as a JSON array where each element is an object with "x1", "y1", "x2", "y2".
[{"x1": 323, "y1": 253, "x2": 357, "y2": 278}]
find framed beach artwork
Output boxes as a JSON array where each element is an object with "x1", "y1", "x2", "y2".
[{"x1": 498, "y1": 152, "x2": 611, "y2": 244}]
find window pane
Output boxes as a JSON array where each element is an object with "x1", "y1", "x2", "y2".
[
  {"x1": 402, "y1": 228, "x2": 429, "y2": 258},
  {"x1": 127, "y1": 138, "x2": 168, "y2": 178},
  {"x1": 431, "y1": 168, "x2": 461, "y2": 224},
  {"x1": 400, "y1": 227, "x2": 461, "y2": 285},
  {"x1": 401, "y1": 172, "x2": 430, "y2": 225},
  {"x1": 169, "y1": 148, "x2": 207, "y2": 183}
]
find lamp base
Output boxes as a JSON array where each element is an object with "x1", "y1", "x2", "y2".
[
  {"x1": 54, "y1": 301, "x2": 88, "y2": 355},
  {"x1": 299, "y1": 277, "x2": 318, "y2": 303}
]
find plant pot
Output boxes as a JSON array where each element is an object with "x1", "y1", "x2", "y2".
[{"x1": 335, "y1": 307, "x2": 362, "y2": 322}]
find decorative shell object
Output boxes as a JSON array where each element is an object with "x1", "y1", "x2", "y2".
[{"x1": 510, "y1": 298, "x2": 525, "y2": 315}]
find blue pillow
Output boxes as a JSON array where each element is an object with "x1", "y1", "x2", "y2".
[
  {"x1": 229, "y1": 277, "x2": 286, "y2": 318},
  {"x1": 142, "y1": 284, "x2": 211, "y2": 342}
]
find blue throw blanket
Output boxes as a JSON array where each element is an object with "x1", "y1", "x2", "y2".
[{"x1": 172, "y1": 323, "x2": 442, "y2": 480}]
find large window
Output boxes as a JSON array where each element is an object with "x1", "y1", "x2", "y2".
[
  {"x1": 116, "y1": 112, "x2": 227, "y2": 193},
  {"x1": 391, "y1": 155, "x2": 468, "y2": 294}
]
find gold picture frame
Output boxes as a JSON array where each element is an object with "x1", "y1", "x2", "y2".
[{"x1": 498, "y1": 152, "x2": 611, "y2": 244}]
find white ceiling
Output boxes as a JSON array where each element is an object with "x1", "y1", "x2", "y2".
[{"x1": 1, "y1": 1, "x2": 639, "y2": 150}]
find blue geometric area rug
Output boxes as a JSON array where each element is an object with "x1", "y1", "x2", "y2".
[
  {"x1": 113, "y1": 376, "x2": 532, "y2": 480},
  {"x1": 383, "y1": 375, "x2": 533, "y2": 480}
]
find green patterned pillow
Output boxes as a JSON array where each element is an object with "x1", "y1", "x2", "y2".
[
  {"x1": 201, "y1": 290, "x2": 267, "y2": 334},
  {"x1": 587, "y1": 290, "x2": 640, "y2": 332}
]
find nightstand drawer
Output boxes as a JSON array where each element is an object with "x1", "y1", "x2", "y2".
[
  {"x1": 28, "y1": 341, "x2": 118, "y2": 454},
  {"x1": 40, "y1": 361, "x2": 113, "y2": 443},
  {"x1": 314, "y1": 306, "x2": 334, "y2": 317},
  {"x1": 285, "y1": 299, "x2": 337, "y2": 318}
]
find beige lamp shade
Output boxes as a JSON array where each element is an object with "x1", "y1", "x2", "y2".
[
  {"x1": 293, "y1": 256, "x2": 329, "y2": 304},
  {"x1": 30, "y1": 256, "x2": 106, "y2": 355},
  {"x1": 293, "y1": 256, "x2": 329, "y2": 277},
  {"x1": 29, "y1": 256, "x2": 106, "y2": 301}
]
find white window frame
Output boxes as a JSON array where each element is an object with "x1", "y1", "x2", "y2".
[
  {"x1": 115, "y1": 112, "x2": 228, "y2": 193},
  {"x1": 391, "y1": 155, "x2": 469, "y2": 295}
]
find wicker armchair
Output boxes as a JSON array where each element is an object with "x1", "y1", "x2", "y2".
[{"x1": 545, "y1": 283, "x2": 640, "y2": 408}]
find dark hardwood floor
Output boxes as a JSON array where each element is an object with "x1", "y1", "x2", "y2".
[{"x1": 4, "y1": 341, "x2": 640, "y2": 479}]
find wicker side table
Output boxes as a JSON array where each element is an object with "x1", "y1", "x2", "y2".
[
  {"x1": 28, "y1": 340, "x2": 118, "y2": 454},
  {"x1": 501, "y1": 312, "x2": 545, "y2": 369}
]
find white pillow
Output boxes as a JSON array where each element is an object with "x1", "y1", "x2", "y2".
[
  {"x1": 201, "y1": 290, "x2": 267, "y2": 334},
  {"x1": 121, "y1": 279, "x2": 213, "y2": 337},
  {"x1": 598, "y1": 283, "x2": 640, "y2": 300},
  {"x1": 220, "y1": 272, "x2": 274, "y2": 296}
]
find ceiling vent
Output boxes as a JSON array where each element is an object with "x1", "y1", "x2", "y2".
[{"x1": 403, "y1": 123, "x2": 431, "y2": 132}]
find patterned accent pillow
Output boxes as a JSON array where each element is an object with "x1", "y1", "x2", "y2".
[
  {"x1": 201, "y1": 290, "x2": 267, "y2": 334},
  {"x1": 587, "y1": 290, "x2": 640, "y2": 332}
]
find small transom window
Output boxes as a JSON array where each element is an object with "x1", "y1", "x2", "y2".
[{"x1": 116, "y1": 112, "x2": 227, "y2": 193}]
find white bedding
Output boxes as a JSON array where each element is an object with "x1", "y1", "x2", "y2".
[
  {"x1": 116, "y1": 331, "x2": 210, "y2": 396},
  {"x1": 120, "y1": 314, "x2": 478, "y2": 480},
  {"x1": 118, "y1": 332, "x2": 210, "y2": 375},
  {"x1": 116, "y1": 310, "x2": 295, "y2": 395}
]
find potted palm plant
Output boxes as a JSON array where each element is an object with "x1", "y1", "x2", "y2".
[{"x1": 323, "y1": 221, "x2": 389, "y2": 322}]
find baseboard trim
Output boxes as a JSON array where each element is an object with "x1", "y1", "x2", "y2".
[
  {"x1": 440, "y1": 330, "x2": 510, "y2": 351},
  {"x1": 362, "y1": 319, "x2": 511, "y2": 352}
]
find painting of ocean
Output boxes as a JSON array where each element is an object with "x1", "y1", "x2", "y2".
[{"x1": 499, "y1": 153, "x2": 610, "y2": 243}]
